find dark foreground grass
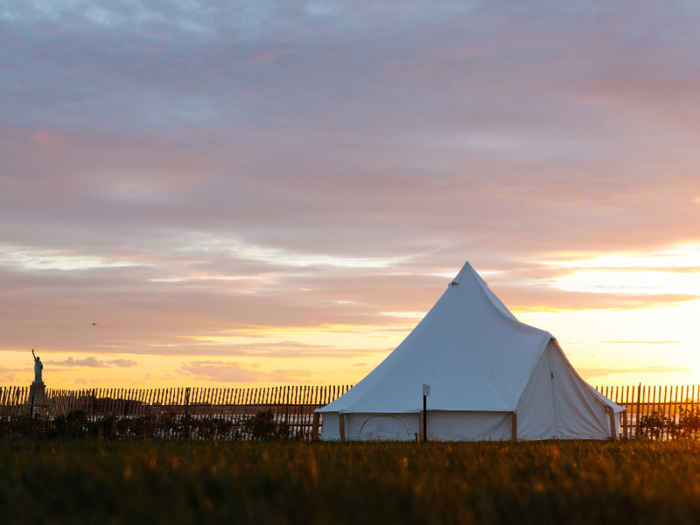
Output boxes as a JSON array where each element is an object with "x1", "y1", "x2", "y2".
[{"x1": 2, "y1": 439, "x2": 700, "y2": 525}]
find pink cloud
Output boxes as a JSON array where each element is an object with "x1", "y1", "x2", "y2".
[
  {"x1": 247, "y1": 47, "x2": 292, "y2": 64},
  {"x1": 31, "y1": 130, "x2": 58, "y2": 149},
  {"x1": 2, "y1": 2, "x2": 700, "y2": 387}
]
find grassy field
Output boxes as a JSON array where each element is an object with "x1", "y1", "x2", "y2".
[{"x1": 2, "y1": 439, "x2": 700, "y2": 525}]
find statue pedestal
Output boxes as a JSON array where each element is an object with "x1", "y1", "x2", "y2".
[{"x1": 30, "y1": 382, "x2": 45, "y2": 396}]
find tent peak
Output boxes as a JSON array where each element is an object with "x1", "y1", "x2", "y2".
[{"x1": 449, "y1": 261, "x2": 474, "y2": 287}]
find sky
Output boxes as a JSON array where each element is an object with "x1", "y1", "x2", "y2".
[{"x1": 1, "y1": 0, "x2": 699, "y2": 392}]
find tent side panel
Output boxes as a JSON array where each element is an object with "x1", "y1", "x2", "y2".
[
  {"x1": 428, "y1": 411, "x2": 510, "y2": 441},
  {"x1": 351, "y1": 413, "x2": 419, "y2": 441},
  {"x1": 320, "y1": 412, "x2": 419, "y2": 441},
  {"x1": 322, "y1": 411, "x2": 510, "y2": 441},
  {"x1": 549, "y1": 342, "x2": 612, "y2": 439},
  {"x1": 516, "y1": 347, "x2": 558, "y2": 440},
  {"x1": 320, "y1": 412, "x2": 340, "y2": 441}
]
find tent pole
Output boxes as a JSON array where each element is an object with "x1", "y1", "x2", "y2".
[
  {"x1": 423, "y1": 394, "x2": 427, "y2": 442},
  {"x1": 511, "y1": 412, "x2": 517, "y2": 442},
  {"x1": 339, "y1": 413, "x2": 346, "y2": 442},
  {"x1": 418, "y1": 411, "x2": 424, "y2": 442}
]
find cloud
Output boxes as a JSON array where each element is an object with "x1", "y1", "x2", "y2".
[
  {"x1": 2, "y1": 1, "x2": 700, "y2": 387},
  {"x1": 577, "y1": 366, "x2": 694, "y2": 381},
  {"x1": 46, "y1": 357, "x2": 108, "y2": 368},
  {"x1": 596, "y1": 341, "x2": 684, "y2": 345},
  {"x1": 174, "y1": 340, "x2": 393, "y2": 359},
  {"x1": 0, "y1": 368, "x2": 20, "y2": 382},
  {"x1": 247, "y1": 46, "x2": 293, "y2": 64},
  {"x1": 179, "y1": 361, "x2": 312, "y2": 383},
  {"x1": 45, "y1": 357, "x2": 137, "y2": 368},
  {"x1": 109, "y1": 359, "x2": 138, "y2": 368}
]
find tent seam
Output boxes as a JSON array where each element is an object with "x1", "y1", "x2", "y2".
[
  {"x1": 550, "y1": 339, "x2": 624, "y2": 413},
  {"x1": 428, "y1": 286, "x2": 461, "y2": 404},
  {"x1": 512, "y1": 335, "x2": 551, "y2": 409},
  {"x1": 466, "y1": 270, "x2": 513, "y2": 409},
  {"x1": 546, "y1": 346, "x2": 562, "y2": 438}
]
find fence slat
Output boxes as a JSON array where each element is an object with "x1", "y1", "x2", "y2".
[
  {"x1": 215, "y1": 388, "x2": 222, "y2": 418},
  {"x1": 146, "y1": 389, "x2": 153, "y2": 416},
  {"x1": 242, "y1": 387, "x2": 249, "y2": 422},
  {"x1": 152, "y1": 388, "x2": 158, "y2": 414},
  {"x1": 240, "y1": 387, "x2": 248, "y2": 422},
  {"x1": 230, "y1": 388, "x2": 238, "y2": 422},
  {"x1": 673, "y1": 385, "x2": 679, "y2": 432},
  {"x1": 226, "y1": 388, "x2": 234, "y2": 418},
  {"x1": 166, "y1": 388, "x2": 173, "y2": 414},
  {"x1": 253, "y1": 387, "x2": 260, "y2": 417},
  {"x1": 225, "y1": 388, "x2": 231, "y2": 418},
  {"x1": 104, "y1": 388, "x2": 111, "y2": 418},
  {"x1": 277, "y1": 387, "x2": 283, "y2": 421},
  {"x1": 232, "y1": 388, "x2": 241, "y2": 423},
  {"x1": 663, "y1": 386, "x2": 668, "y2": 439},
  {"x1": 213, "y1": 387, "x2": 218, "y2": 416},
  {"x1": 306, "y1": 385, "x2": 314, "y2": 441},
  {"x1": 108, "y1": 388, "x2": 115, "y2": 417},
  {"x1": 293, "y1": 386, "x2": 300, "y2": 438}
]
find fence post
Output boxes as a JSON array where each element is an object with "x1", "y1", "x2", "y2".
[
  {"x1": 285, "y1": 386, "x2": 289, "y2": 426},
  {"x1": 184, "y1": 387, "x2": 190, "y2": 417},
  {"x1": 608, "y1": 407, "x2": 617, "y2": 440},
  {"x1": 623, "y1": 409, "x2": 628, "y2": 439},
  {"x1": 312, "y1": 412, "x2": 320, "y2": 441},
  {"x1": 635, "y1": 383, "x2": 641, "y2": 439}
]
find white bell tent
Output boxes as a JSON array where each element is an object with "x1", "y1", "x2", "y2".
[{"x1": 317, "y1": 262, "x2": 624, "y2": 441}]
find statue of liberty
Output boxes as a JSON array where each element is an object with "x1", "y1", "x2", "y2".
[{"x1": 32, "y1": 349, "x2": 43, "y2": 383}]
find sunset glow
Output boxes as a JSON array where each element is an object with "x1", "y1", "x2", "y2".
[{"x1": 1, "y1": 1, "x2": 699, "y2": 391}]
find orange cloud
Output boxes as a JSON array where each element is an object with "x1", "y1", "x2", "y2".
[
  {"x1": 577, "y1": 366, "x2": 693, "y2": 380},
  {"x1": 4, "y1": 1, "x2": 700, "y2": 389},
  {"x1": 179, "y1": 361, "x2": 312, "y2": 383}
]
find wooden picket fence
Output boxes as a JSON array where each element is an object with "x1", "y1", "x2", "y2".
[
  {"x1": 0, "y1": 385, "x2": 352, "y2": 440},
  {"x1": 595, "y1": 384, "x2": 700, "y2": 439},
  {"x1": 3, "y1": 383, "x2": 697, "y2": 440}
]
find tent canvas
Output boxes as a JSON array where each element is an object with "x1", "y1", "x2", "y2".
[{"x1": 317, "y1": 262, "x2": 624, "y2": 441}]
